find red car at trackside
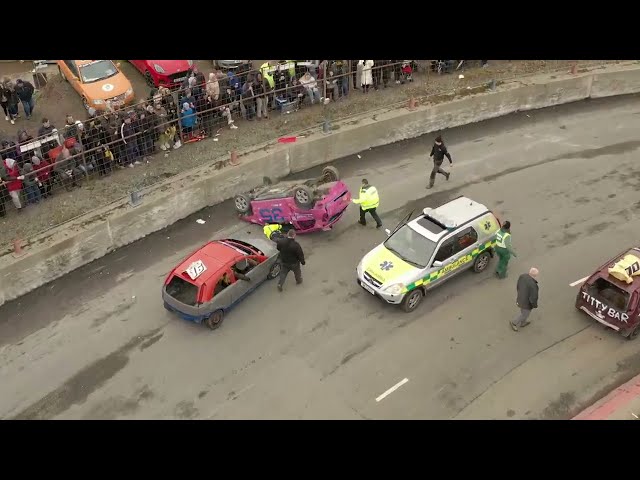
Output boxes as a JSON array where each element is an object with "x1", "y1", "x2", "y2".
[
  {"x1": 575, "y1": 246, "x2": 640, "y2": 340},
  {"x1": 129, "y1": 60, "x2": 194, "y2": 88}
]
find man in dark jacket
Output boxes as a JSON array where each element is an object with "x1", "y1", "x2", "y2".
[
  {"x1": 276, "y1": 229, "x2": 305, "y2": 292},
  {"x1": 15, "y1": 79, "x2": 35, "y2": 119},
  {"x1": 511, "y1": 268, "x2": 540, "y2": 331},
  {"x1": 428, "y1": 135, "x2": 453, "y2": 189}
]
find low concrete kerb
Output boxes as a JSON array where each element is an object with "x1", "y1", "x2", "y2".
[{"x1": 2, "y1": 62, "x2": 640, "y2": 306}]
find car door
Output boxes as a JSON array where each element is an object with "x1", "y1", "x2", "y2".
[
  {"x1": 431, "y1": 227, "x2": 479, "y2": 287},
  {"x1": 209, "y1": 269, "x2": 236, "y2": 312},
  {"x1": 63, "y1": 61, "x2": 83, "y2": 96},
  {"x1": 129, "y1": 60, "x2": 146, "y2": 74}
]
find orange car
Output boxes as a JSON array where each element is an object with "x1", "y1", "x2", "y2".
[{"x1": 57, "y1": 60, "x2": 135, "y2": 112}]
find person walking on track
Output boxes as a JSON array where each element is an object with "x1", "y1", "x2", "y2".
[
  {"x1": 511, "y1": 267, "x2": 540, "y2": 331},
  {"x1": 495, "y1": 220, "x2": 517, "y2": 279},
  {"x1": 427, "y1": 135, "x2": 452, "y2": 189},
  {"x1": 352, "y1": 178, "x2": 382, "y2": 228},
  {"x1": 276, "y1": 230, "x2": 305, "y2": 292}
]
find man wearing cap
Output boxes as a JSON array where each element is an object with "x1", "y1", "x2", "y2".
[
  {"x1": 511, "y1": 268, "x2": 540, "y2": 331},
  {"x1": 427, "y1": 135, "x2": 452, "y2": 189}
]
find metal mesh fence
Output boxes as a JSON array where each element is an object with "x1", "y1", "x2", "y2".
[{"x1": 0, "y1": 59, "x2": 622, "y2": 249}]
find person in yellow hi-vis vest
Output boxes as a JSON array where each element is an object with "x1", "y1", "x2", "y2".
[
  {"x1": 264, "y1": 223, "x2": 283, "y2": 241},
  {"x1": 495, "y1": 220, "x2": 517, "y2": 279},
  {"x1": 352, "y1": 178, "x2": 382, "y2": 228}
]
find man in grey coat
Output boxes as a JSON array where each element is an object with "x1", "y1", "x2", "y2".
[{"x1": 511, "y1": 267, "x2": 539, "y2": 331}]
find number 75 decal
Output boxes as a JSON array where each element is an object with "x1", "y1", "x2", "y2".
[{"x1": 259, "y1": 208, "x2": 285, "y2": 223}]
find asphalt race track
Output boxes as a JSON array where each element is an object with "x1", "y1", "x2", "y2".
[{"x1": 2, "y1": 95, "x2": 640, "y2": 420}]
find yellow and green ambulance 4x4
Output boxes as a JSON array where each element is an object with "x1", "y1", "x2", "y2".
[{"x1": 356, "y1": 196, "x2": 501, "y2": 313}]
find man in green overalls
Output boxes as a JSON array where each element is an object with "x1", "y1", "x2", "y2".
[{"x1": 495, "y1": 221, "x2": 517, "y2": 279}]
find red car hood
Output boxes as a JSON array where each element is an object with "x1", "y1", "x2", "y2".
[{"x1": 147, "y1": 60, "x2": 192, "y2": 75}]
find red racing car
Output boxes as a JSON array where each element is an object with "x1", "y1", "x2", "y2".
[
  {"x1": 233, "y1": 166, "x2": 351, "y2": 234},
  {"x1": 129, "y1": 60, "x2": 193, "y2": 88}
]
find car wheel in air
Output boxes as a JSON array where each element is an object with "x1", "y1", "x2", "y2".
[
  {"x1": 204, "y1": 310, "x2": 224, "y2": 330},
  {"x1": 473, "y1": 252, "x2": 491, "y2": 273},
  {"x1": 234, "y1": 193, "x2": 253, "y2": 214},
  {"x1": 293, "y1": 185, "x2": 314, "y2": 208},
  {"x1": 401, "y1": 289, "x2": 423, "y2": 313},
  {"x1": 144, "y1": 71, "x2": 156, "y2": 87},
  {"x1": 627, "y1": 324, "x2": 640, "y2": 341},
  {"x1": 321, "y1": 166, "x2": 340, "y2": 182},
  {"x1": 267, "y1": 262, "x2": 282, "y2": 280}
]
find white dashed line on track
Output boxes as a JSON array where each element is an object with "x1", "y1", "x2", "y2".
[{"x1": 376, "y1": 378, "x2": 409, "y2": 402}]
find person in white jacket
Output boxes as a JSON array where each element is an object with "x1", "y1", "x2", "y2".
[{"x1": 359, "y1": 60, "x2": 374, "y2": 93}]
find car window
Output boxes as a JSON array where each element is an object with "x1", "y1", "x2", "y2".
[
  {"x1": 166, "y1": 275, "x2": 200, "y2": 306},
  {"x1": 453, "y1": 227, "x2": 478, "y2": 254},
  {"x1": 79, "y1": 60, "x2": 118, "y2": 83},
  {"x1": 64, "y1": 61, "x2": 79, "y2": 78},
  {"x1": 384, "y1": 224, "x2": 437, "y2": 269},
  {"x1": 213, "y1": 270, "x2": 234, "y2": 296},
  {"x1": 434, "y1": 238, "x2": 456, "y2": 263},
  {"x1": 587, "y1": 278, "x2": 630, "y2": 311}
]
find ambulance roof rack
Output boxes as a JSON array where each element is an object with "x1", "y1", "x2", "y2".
[{"x1": 423, "y1": 208, "x2": 458, "y2": 230}]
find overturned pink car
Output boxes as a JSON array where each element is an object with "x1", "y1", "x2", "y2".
[{"x1": 233, "y1": 166, "x2": 352, "y2": 233}]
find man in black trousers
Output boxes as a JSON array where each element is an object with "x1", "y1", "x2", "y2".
[
  {"x1": 276, "y1": 229, "x2": 305, "y2": 292},
  {"x1": 428, "y1": 135, "x2": 453, "y2": 189}
]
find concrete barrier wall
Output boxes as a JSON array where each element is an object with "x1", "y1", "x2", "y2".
[{"x1": 1, "y1": 64, "x2": 639, "y2": 305}]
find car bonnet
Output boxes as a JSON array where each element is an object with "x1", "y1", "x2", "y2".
[{"x1": 362, "y1": 244, "x2": 421, "y2": 285}]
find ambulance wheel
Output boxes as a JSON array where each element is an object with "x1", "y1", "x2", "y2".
[
  {"x1": 627, "y1": 324, "x2": 640, "y2": 341},
  {"x1": 234, "y1": 194, "x2": 252, "y2": 214},
  {"x1": 204, "y1": 310, "x2": 224, "y2": 330},
  {"x1": 293, "y1": 185, "x2": 314, "y2": 208},
  {"x1": 473, "y1": 252, "x2": 491, "y2": 273},
  {"x1": 322, "y1": 166, "x2": 340, "y2": 182},
  {"x1": 402, "y1": 289, "x2": 423, "y2": 313},
  {"x1": 267, "y1": 262, "x2": 282, "y2": 280}
]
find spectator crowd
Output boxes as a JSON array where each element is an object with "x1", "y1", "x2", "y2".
[{"x1": 1, "y1": 60, "x2": 429, "y2": 218}]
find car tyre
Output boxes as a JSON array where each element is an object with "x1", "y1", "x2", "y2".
[
  {"x1": 321, "y1": 166, "x2": 340, "y2": 182},
  {"x1": 401, "y1": 289, "x2": 423, "y2": 313},
  {"x1": 293, "y1": 185, "x2": 314, "y2": 208},
  {"x1": 144, "y1": 71, "x2": 156, "y2": 88},
  {"x1": 267, "y1": 262, "x2": 282, "y2": 280},
  {"x1": 234, "y1": 193, "x2": 253, "y2": 214},
  {"x1": 204, "y1": 310, "x2": 224, "y2": 330},
  {"x1": 627, "y1": 324, "x2": 640, "y2": 341},
  {"x1": 473, "y1": 252, "x2": 491, "y2": 273}
]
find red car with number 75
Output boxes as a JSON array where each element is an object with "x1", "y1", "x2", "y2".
[{"x1": 233, "y1": 166, "x2": 352, "y2": 234}]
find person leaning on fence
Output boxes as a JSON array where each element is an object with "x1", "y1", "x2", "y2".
[
  {"x1": 53, "y1": 146, "x2": 80, "y2": 190},
  {"x1": 331, "y1": 60, "x2": 349, "y2": 98},
  {"x1": 32, "y1": 155, "x2": 53, "y2": 198},
  {"x1": 21, "y1": 161, "x2": 41, "y2": 205},
  {"x1": 180, "y1": 102, "x2": 196, "y2": 137},
  {"x1": 359, "y1": 60, "x2": 374, "y2": 93},
  {"x1": 3, "y1": 157, "x2": 23, "y2": 210},
  {"x1": 299, "y1": 71, "x2": 321, "y2": 105},
  {"x1": 254, "y1": 73, "x2": 269, "y2": 120},
  {"x1": 0, "y1": 160, "x2": 11, "y2": 217},
  {"x1": 120, "y1": 114, "x2": 141, "y2": 167}
]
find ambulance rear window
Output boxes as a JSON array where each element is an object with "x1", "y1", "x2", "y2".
[
  {"x1": 587, "y1": 278, "x2": 630, "y2": 311},
  {"x1": 166, "y1": 275, "x2": 199, "y2": 306}
]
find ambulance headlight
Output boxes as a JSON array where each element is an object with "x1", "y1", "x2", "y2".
[{"x1": 384, "y1": 283, "x2": 405, "y2": 295}]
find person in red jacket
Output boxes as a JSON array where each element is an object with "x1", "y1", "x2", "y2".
[
  {"x1": 3, "y1": 157, "x2": 23, "y2": 210},
  {"x1": 32, "y1": 155, "x2": 53, "y2": 198}
]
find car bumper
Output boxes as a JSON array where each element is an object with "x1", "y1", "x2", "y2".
[
  {"x1": 577, "y1": 305, "x2": 620, "y2": 331},
  {"x1": 356, "y1": 275, "x2": 404, "y2": 305},
  {"x1": 164, "y1": 301, "x2": 207, "y2": 324}
]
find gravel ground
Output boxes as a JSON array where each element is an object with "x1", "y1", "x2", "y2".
[{"x1": 0, "y1": 60, "x2": 620, "y2": 248}]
